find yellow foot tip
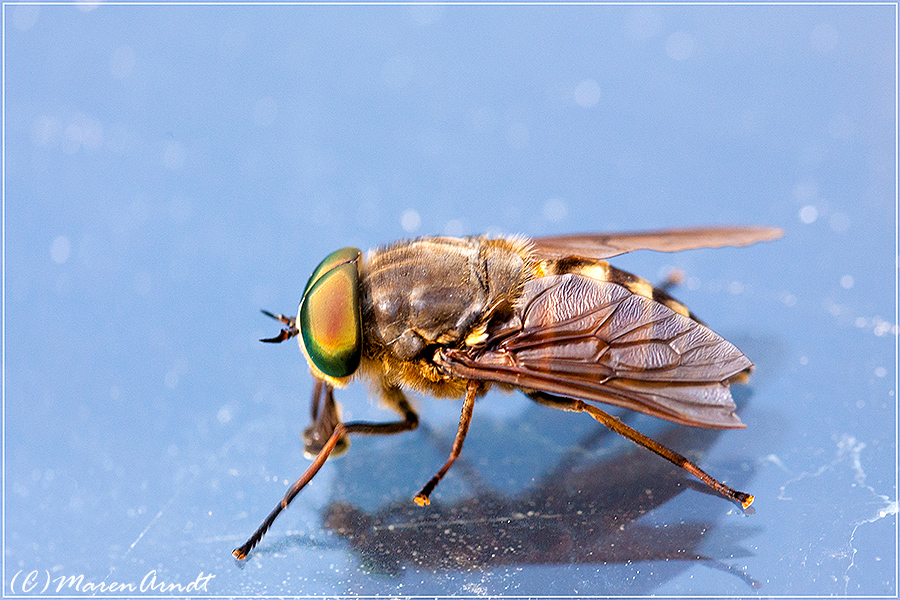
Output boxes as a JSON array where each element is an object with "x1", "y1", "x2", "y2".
[
  {"x1": 413, "y1": 494, "x2": 430, "y2": 507},
  {"x1": 742, "y1": 494, "x2": 755, "y2": 509}
]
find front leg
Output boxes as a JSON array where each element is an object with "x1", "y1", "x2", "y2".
[
  {"x1": 234, "y1": 380, "x2": 419, "y2": 560},
  {"x1": 302, "y1": 380, "x2": 349, "y2": 457}
]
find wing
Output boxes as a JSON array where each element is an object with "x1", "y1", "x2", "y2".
[
  {"x1": 439, "y1": 273, "x2": 752, "y2": 429},
  {"x1": 531, "y1": 225, "x2": 783, "y2": 260}
]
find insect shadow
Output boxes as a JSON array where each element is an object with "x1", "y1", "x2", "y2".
[{"x1": 269, "y1": 389, "x2": 761, "y2": 592}]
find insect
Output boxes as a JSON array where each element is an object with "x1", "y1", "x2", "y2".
[{"x1": 233, "y1": 225, "x2": 782, "y2": 560}]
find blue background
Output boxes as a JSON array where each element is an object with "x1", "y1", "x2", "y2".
[{"x1": 4, "y1": 3, "x2": 897, "y2": 596}]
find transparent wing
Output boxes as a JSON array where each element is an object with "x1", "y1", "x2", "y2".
[
  {"x1": 440, "y1": 274, "x2": 753, "y2": 429},
  {"x1": 531, "y1": 225, "x2": 783, "y2": 260}
]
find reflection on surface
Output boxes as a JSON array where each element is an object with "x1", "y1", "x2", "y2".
[{"x1": 314, "y1": 405, "x2": 761, "y2": 591}]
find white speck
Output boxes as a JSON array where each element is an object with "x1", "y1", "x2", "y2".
[
  {"x1": 872, "y1": 319, "x2": 891, "y2": 337},
  {"x1": 133, "y1": 271, "x2": 152, "y2": 296},
  {"x1": 163, "y1": 141, "x2": 185, "y2": 170},
  {"x1": 217, "y1": 407, "x2": 232, "y2": 424},
  {"x1": 665, "y1": 31, "x2": 695, "y2": 61},
  {"x1": 12, "y1": 5, "x2": 40, "y2": 30},
  {"x1": 855, "y1": 399, "x2": 865, "y2": 409},
  {"x1": 799, "y1": 205, "x2": 818, "y2": 224},
  {"x1": 799, "y1": 356, "x2": 808, "y2": 365},
  {"x1": 543, "y1": 198, "x2": 568, "y2": 222},
  {"x1": 728, "y1": 281, "x2": 744, "y2": 295},
  {"x1": 874, "y1": 367, "x2": 886, "y2": 378},
  {"x1": 443, "y1": 219, "x2": 464, "y2": 237},
  {"x1": 840, "y1": 275, "x2": 854, "y2": 289},
  {"x1": 780, "y1": 292, "x2": 797, "y2": 307},
  {"x1": 110, "y1": 45, "x2": 135, "y2": 79},
  {"x1": 880, "y1": 501, "x2": 898, "y2": 518},
  {"x1": 50, "y1": 236, "x2": 71, "y2": 264},
  {"x1": 253, "y1": 97, "x2": 278, "y2": 127},
  {"x1": 829, "y1": 212, "x2": 850, "y2": 233},
  {"x1": 574, "y1": 79, "x2": 601, "y2": 108},
  {"x1": 855, "y1": 317, "x2": 868, "y2": 328},
  {"x1": 764, "y1": 454, "x2": 788, "y2": 471},
  {"x1": 810, "y1": 22, "x2": 839, "y2": 54},
  {"x1": 164, "y1": 371, "x2": 179, "y2": 389},
  {"x1": 400, "y1": 209, "x2": 421, "y2": 232},
  {"x1": 506, "y1": 122, "x2": 529, "y2": 149}
]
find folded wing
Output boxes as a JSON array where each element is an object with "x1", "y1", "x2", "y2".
[
  {"x1": 440, "y1": 274, "x2": 752, "y2": 429},
  {"x1": 531, "y1": 225, "x2": 783, "y2": 260}
]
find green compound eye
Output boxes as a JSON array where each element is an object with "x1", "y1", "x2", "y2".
[
  {"x1": 302, "y1": 247, "x2": 362, "y2": 297},
  {"x1": 299, "y1": 252, "x2": 362, "y2": 378}
]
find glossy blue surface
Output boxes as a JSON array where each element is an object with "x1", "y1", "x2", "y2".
[{"x1": 4, "y1": 4, "x2": 896, "y2": 597}]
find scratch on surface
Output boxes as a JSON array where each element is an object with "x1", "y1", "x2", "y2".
[
  {"x1": 835, "y1": 434, "x2": 898, "y2": 596},
  {"x1": 123, "y1": 491, "x2": 177, "y2": 558},
  {"x1": 773, "y1": 433, "x2": 896, "y2": 595},
  {"x1": 126, "y1": 508, "x2": 165, "y2": 556},
  {"x1": 845, "y1": 498, "x2": 898, "y2": 595},
  {"x1": 775, "y1": 453, "x2": 833, "y2": 502},
  {"x1": 96, "y1": 492, "x2": 178, "y2": 589},
  {"x1": 122, "y1": 492, "x2": 178, "y2": 558},
  {"x1": 762, "y1": 453, "x2": 789, "y2": 473}
]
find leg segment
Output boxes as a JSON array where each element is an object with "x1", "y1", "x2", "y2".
[
  {"x1": 233, "y1": 382, "x2": 419, "y2": 560},
  {"x1": 413, "y1": 380, "x2": 479, "y2": 506},
  {"x1": 527, "y1": 391, "x2": 754, "y2": 509},
  {"x1": 233, "y1": 421, "x2": 348, "y2": 560},
  {"x1": 302, "y1": 381, "x2": 349, "y2": 457}
]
